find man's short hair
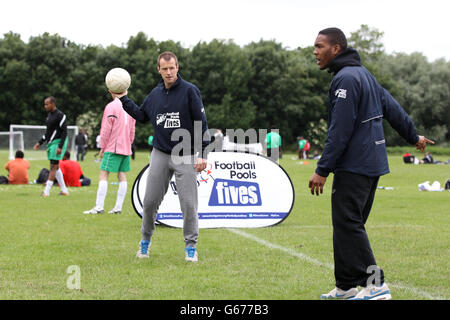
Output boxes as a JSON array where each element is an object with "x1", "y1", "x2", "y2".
[
  {"x1": 318, "y1": 27, "x2": 348, "y2": 50},
  {"x1": 64, "y1": 151, "x2": 70, "y2": 159},
  {"x1": 45, "y1": 96, "x2": 56, "y2": 104},
  {"x1": 15, "y1": 150, "x2": 24, "y2": 158},
  {"x1": 157, "y1": 51, "x2": 178, "y2": 67}
]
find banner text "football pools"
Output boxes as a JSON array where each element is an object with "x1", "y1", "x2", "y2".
[{"x1": 214, "y1": 161, "x2": 257, "y2": 179}]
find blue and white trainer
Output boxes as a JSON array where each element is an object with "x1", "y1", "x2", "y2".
[
  {"x1": 350, "y1": 283, "x2": 392, "y2": 300},
  {"x1": 184, "y1": 246, "x2": 198, "y2": 262},
  {"x1": 136, "y1": 240, "x2": 150, "y2": 258},
  {"x1": 320, "y1": 287, "x2": 359, "y2": 300}
]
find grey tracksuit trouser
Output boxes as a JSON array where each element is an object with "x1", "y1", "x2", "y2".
[{"x1": 141, "y1": 148, "x2": 199, "y2": 247}]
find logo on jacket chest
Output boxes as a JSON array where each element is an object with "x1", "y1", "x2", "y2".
[{"x1": 156, "y1": 112, "x2": 181, "y2": 128}]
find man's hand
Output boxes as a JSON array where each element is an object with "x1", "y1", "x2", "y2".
[
  {"x1": 194, "y1": 158, "x2": 207, "y2": 172},
  {"x1": 33, "y1": 143, "x2": 40, "y2": 151},
  {"x1": 109, "y1": 89, "x2": 128, "y2": 100},
  {"x1": 415, "y1": 135, "x2": 435, "y2": 152},
  {"x1": 56, "y1": 147, "x2": 62, "y2": 155},
  {"x1": 309, "y1": 173, "x2": 327, "y2": 196},
  {"x1": 99, "y1": 149, "x2": 104, "y2": 159}
]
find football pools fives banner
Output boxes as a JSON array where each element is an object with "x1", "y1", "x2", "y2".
[{"x1": 131, "y1": 151, "x2": 295, "y2": 228}]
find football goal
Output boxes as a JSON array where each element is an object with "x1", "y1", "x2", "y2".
[
  {"x1": 0, "y1": 131, "x2": 23, "y2": 159},
  {"x1": 9, "y1": 124, "x2": 79, "y2": 160}
]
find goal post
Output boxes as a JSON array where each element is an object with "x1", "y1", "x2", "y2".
[
  {"x1": 0, "y1": 131, "x2": 23, "y2": 159},
  {"x1": 9, "y1": 124, "x2": 79, "y2": 160}
]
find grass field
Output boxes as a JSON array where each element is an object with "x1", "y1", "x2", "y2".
[{"x1": 0, "y1": 149, "x2": 448, "y2": 300}]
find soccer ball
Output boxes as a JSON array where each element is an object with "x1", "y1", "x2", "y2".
[{"x1": 105, "y1": 68, "x2": 131, "y2": 93}]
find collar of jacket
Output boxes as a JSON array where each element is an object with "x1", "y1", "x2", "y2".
[
  {"x1": 158, "y1": 73, "x2": 182, "y2": 91},
  {"x1": 327, "y1": 47, "x2": 362, "y2": 74}
]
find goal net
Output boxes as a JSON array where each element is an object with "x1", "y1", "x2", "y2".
[
  {"x1": 0, "y1": 131, "x2": 23, "y2": 159},
  {"x1": 9, "y1": 124, "x2": 79, "y2": 160}
]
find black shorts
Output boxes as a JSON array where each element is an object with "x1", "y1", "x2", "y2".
[{"x1": 50, "y1": 159, "x2": 60, "y2": 165}]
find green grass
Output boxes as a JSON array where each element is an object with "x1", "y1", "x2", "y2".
[
  {"x1": 0, "y1": 150, "x2": 448, "y2": 300},
  {"x1": 386, "y1": 145, "x2": 450, "y2": 156}
]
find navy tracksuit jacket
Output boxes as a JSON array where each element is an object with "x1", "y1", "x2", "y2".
[
  {"x1": 316, "y1": 48, "x2": 419, "y2": 178},
  {"x1": 120, "y1": 75, "x2": 210, "y2": 157}
]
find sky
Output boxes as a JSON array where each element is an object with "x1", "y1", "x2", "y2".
[{"x1": 1, "y1": 0, "x2": 449, "y2": 61}]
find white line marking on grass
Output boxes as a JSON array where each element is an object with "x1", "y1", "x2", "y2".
[
  {"x1": 227, "y1": 228, "x2": 446, "y2": 300},
  {"x1": 227, "y1": 228, "x2": 333, "y2": 269},
  {"x1": 389, "y1": 283, "x2": 444, "y2": 300}
]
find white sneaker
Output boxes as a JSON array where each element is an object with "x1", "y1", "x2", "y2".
[
  {"x1": 83, "y1": 207, "x2": 104, "y2": 214},
  {"x1": 350, "y1": 283, "x2": 392, "y2": 300},
  {"x1": 184, "y1": 246, "x2": 198, "y2": 262},
  {"x1": 136, "y1": 240, "x2": 151, "y2": 258},
  {"x1": 108, "y1": 209, "x2": 122, "y2": 214},
  {"x1": 320, "y1": 287, "x2": 359, "y2": 300}
]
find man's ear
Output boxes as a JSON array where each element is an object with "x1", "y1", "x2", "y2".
[{"x1": 331, "y1": 44, "x2": 341, "y2": 56}]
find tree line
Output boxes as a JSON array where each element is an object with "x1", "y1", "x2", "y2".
[{"x1": 0, "y1": 25, "x2": 449, "y2": 149}]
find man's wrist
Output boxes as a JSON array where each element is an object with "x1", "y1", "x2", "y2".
[{"x1": 315, "y1": 167, "x2": 329, "y2": 178}]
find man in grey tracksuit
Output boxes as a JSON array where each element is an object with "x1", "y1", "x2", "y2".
[{"x1": 112, "y1": 51, "x2": 210, "y2": 262}]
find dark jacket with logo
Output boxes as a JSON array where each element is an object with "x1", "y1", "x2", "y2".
[
  {"x1": 316, "y1": 48, "x2": 419, "y2": 178},
  {"x1": 120, "y1": 75, "x2": 210, "y2": 156}
]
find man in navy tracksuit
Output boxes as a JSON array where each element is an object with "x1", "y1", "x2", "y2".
[
  {"x1": 111, "y1": 51, "x2": 210, "y2": 262},
  {"x1": 309, "y1": 28, "x2": 434, "y2": 300}
]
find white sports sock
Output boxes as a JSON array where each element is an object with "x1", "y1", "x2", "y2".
[
  {"x1": 114, "y1": 181, "x2": 127, "y2": 211},
  {"x1": 95, "y1": 180, "x2": 108, "y2": 210},
  {"x1": 55, "y1": 169, "x2": 68, "y2": 193},
  {"x1": 43, "y1": 180, "x2": 53, "y2": 195}
]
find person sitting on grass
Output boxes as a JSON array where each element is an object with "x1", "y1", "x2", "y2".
[
  {"x1": 59, "y1": 151, "x2": 90, "y2": 187},
  {"x1": 4, "y1": 150, "x2": 30, "y2": 184},
  {"x1": 420, "y1": 151, "x2": 434, "y2": 164}
]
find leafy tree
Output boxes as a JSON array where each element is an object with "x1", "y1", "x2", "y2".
[
  {"x1": 76, "y1": 110, "x2": 102, "y2": 148},
  {"x1": 280, "y1": 47, "x2": 330, "y2": 146},
  {"x1": 348, "y1": 24, "x2": 385, "y2": 62},
  {"x1": 0, "y1": 33, "x2": 33, "y2": 128},
  {"x1": 187, "y1": 39, "x2": 256, "y2": 131},
  {"x1": 381, "y1": 52, "x2": 450, "y2": 145},
  {"x1": 0, "y1": 28, "x2": 448, "y2": 149}
]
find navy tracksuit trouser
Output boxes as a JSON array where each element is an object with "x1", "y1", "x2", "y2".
[{"x1": 331, "y1": 171, "x2": 385, "y2": 290}]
